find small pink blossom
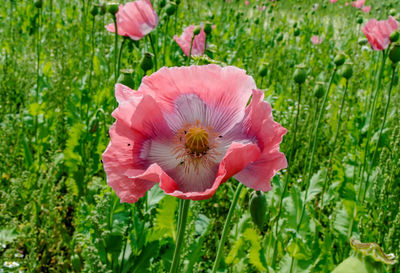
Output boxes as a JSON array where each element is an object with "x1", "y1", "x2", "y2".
[
  {"x1": 245, "y1": 0, "x2": 249, "y2": 5},
  {"x1": 362, "y1": 16, "x2": 399, "y2": 50},
  {"x1": 345, "y1": 2, "x2": 349, "y2": 6},
  {"x1": 330, "y1": 0, "x2": 337, "y2": 3},
  {"x1": 351, "y1": 0, "x2": 365, "y2": 8},
  {"x1": 311, "y1": 35, "x2": 323, "y2": 44},
  {"x1": 105, "y1": 0, "x2": 158, "y2": 40},
  {"x1": 257, "y1": 5, "x2": 266, "y2": 11},
  {"x1": 174, "y1": 26, "x2": 206, "y2": 57},
  {"x1": 102, "y1": 65, "x2": 287, "y2": 202},
  {"x1": 362, "y1": 5, "x2": 371, "y2": 13}
]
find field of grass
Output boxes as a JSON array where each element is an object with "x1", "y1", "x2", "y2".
[{"x1": 0, "y1": 0, "x2": 399, "y2": 272}]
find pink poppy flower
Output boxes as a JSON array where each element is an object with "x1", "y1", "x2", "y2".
[
  {"x1": 105, "y1": 0, "x2": 158, "y2": 40},
  {"x1": 311, "y1": 35, "x2": 323, "y2": 44},
  {"x1": 362, "y1": 5, "x2": 371, "y2": 13},
  {"x1": 174, "y1": 26, "x2": 206, "y2": 57},
  {"x1": 330, "y1": 0, "x2": 337, "y2": 3},
  {"x1": 351, "y1": 0, "x2": 365, "y2": 8},
  {"x1": 102, "y1": 65, "x2": 287, "y2": 202},
  {"x1": 362, "y1": 16, "x2": 399, "y2": 50},
  {"x1": 345, "y1": 2, "x2": 349, "y2": 6},
  {"x1": 245, "y1": 0, "x2": 249, "y2": 5}
]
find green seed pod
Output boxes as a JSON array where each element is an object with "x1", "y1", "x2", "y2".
[
  {"x1": 159, "y1": 0, "x2": 166, "y2": 8},
  {"x1": 249, "y1": 191, "x2": 268, "y2": 230},
  {"x1": 294, "y1": 28, "x2": 300, "y2": 36},
  {"x1": 165, "y1": 2, "x2": 177, "y2": 16},
  {"x1": 204, "y1": 22, "x2": 212, "y2": 35},
  {"x1": 340, "y1": 63, "x2": 353, "y2": 79},
  {"x1": 390, "y1": 31, "x2": 399, "y2": 43},
  {"x1": 193, "y1": 26, "x2": 201, "y2": 36},
  {"x1": 140, "y1": 53, "x2": 154, "y2": 72},
  {"x1": 90, "y1": 5, "x2": 99, "y2": 17},
  {"x1": 313, "y1": 82, "x2": 325, "y2": 99},
  {"x1": 107, "y1": 2, "x2": 119, "y2": 15},
  {"x1": 356, "y1": 17, "x2": 363, "y2": 24},
  {"x1": 117, "y1": 69, "x2": 135, "y2": 89},
  {"x1": 389, "y1": 43, "x2": 400, "y2": 63},
  {"x1": 334, "y1": 53, "x2": 346, "y2": 67},
  {"x1": 34, "y1": 0, "x2": 43, "y2": 9},
  {"x1": 293, "y1": 65, "x2": 306, "y2": 84},
  {"x1": 358, "y1": 38, "x2": 368, "y2": 45},
  {"x1": 258, "y1": 63, "x2": 268, "y2": 77}
]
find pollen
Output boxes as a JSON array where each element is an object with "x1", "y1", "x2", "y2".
[{"x1": 185, "y1": 127, "x2": 209, "y2": 155}]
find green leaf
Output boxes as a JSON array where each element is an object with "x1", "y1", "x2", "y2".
[
  {"x1": 306, "y1": 169, "x2": 327, "y2": 203},
  {"x1": 0, "y1": 228, "x2": 18, "y2": 244}
]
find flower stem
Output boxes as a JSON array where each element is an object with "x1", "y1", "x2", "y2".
[
  {"x1": 320, "y1": 79, "x2": 349, "y2": 209},
  {"x1": 148, "y1": 34, "x2": 158, "y2": 71},
  {"x1": 113, "y1": 15, "x2": 118, "y2": 83},
  {"x1": 117, "y1": 37, "x2": 126, "y2": 77},
  {"x1": 187, "y1": 36, "x2": 195, "y2": 66},
  {"x1": 271, "y1": 83, "x2": 302, "y2": 267},
  {"x1": 361, "y1": 64, "x2": 396, "y2": 203},
  {"x1": 357, "y1": 50, "x2": 387, "y2": 203},
  {"x1": 289, "y1": 68, "x2": 337, "y2": 273},
  {"x1": 211, "y1": 183, "x2": 244, "y2": 273},
  {"x1": 169, "y1": 199, "x2": 190, "y2": 273}
]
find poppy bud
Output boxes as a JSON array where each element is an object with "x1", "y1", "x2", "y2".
[
  {"x1": 140, "y1": 53, "x2": 154, "y2": 72},
  {"x1": 159, "y1": 0, "x2": 166, "y2": 8},
  {"x1": 193, "y1": 26, "x2": 201, "y2": 36},
  {"x1": 340, "y1": 63, "x2": 353, "y2": 79},
  {"x1": 356, "y1": 17, "x2": 363, "y2": 24},
  {"x1": 258, "y1": 63, "x2": 268, "y2": 77},
  {"x1": 294, "y1": 28, "x2": 300, "y2": 36},
  {"x1": 277, "y1": 33, "x2": 283, "y2": 42},
  {"x1": 390, "y1": 31, "x2": 399, "y2": 43},
  {"x1": 389, "y1": 43, "x2": 400, "y2": 63},
  {"x1": 107, "y1": 2, "x2": 119, "y2": 15},
  {"x1": 34, "y1": 0, "x2": 43, "y2": 9},
  {"x1": 249, "y1": 191, "x2": 268, "y2": 230},
  {"x1": 99, "y1": 3, "x2": 107, "y2": 15},
  {"x1": 293, "y1": 22, "x2": 298, "y2": 28},
  {"x1": 89, "y1": 116, "x2": 99, "y2": 134},
  {"x1": 313, "y1": 82, "x2": 325, "y2": 99},
  {"x1": 204, "y1": 22, "x2": 212, "y2": 35},
  {"x1": 358, "y1": 38, "x2": 368, "y2": 45},
  {"x1": 117, "y1": 69, "x2": 135, "y2": 89},
  {"x1": 175, "y1": 0, "x2": 181, "y2": 5},
  {"x1": 90, "y1": 5, "x2": 99, "y2": 17},
  {"x1": 389, "y1": 9, "x2": 396, "y2": 16},
  {"x1": 334, "y1": 53, "x2": 346, "y2": 67},
  {"x1": 165, "y1": 3, "x2": 176, "y2": 16},
  {"x1": 293, "y1": 65, "x2": 306, "y2": 84}
]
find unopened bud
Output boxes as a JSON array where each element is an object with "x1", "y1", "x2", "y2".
[
  {"x1": 389, "y1": 9, "x2": 397, "y2": 16},
  {"x1": 358, "y1": 38, "x2": 368, "y2": 45},
  {"x1": 389, "y1": 43, "x2": 400, "y2": 63},
  {"x1": 294, "y1": 28, "x2": 300, "y2": 36},
  {"x1": 204, "y1": 22, "x2": 212, "y2": 35},
  {"x1": 34, "y1": 0, "x2": 43, "y2": 9},
  {"x1": 140, "y1": 53, "x2": 154, "y2": 72},
  {"x1": 90, "y1": 5, "x2": 99, "y2": 17},
  {"x1": 193, "y1": 26, "x2": 201, "y2": 36},
  {"x1": 334, "y1": 53, "x2": 346, "y2": 67},
  {"x1": 356, "y1": 17, "x2": 363, "y2": 24},
  {"x1": 258, "y1": 63, "x2": 268, "y2": 77},
  {"x1": 249, "y1": 191, "x2": 268, "y2": 231},
  {"x1": 159, "y1": 0, "x2": 166, "y2": 8},
  {"x1": 99, "y1": 3, "x2": 107, "y2": 15},
  {"x1": 165, "y1": 2, "x2": 176, "y2": 16},
  {"x1": 313, "y1": 82, "x2": 325, "y2": 99},
  {"x1": 293, "y1": 64, "x2": 306, "y2": 84},
  {"x1": 390, "y1": 31, "x2": 399, "y2": 43},
  {"x1": 340, "y1": 63, "x2": 353, "y2": 79}
]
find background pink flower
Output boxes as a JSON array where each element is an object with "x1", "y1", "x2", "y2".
[
  {"x1": 362, "y1": 5, "x2": 371, "y2": 13},
  {"x1": 245, "y1": 0, "x2": 249, "y2": 5},
  {"x1": 102, "y1": 65, "x2": 287, "y2": 202},
  {"x1": 311, "y1": 35, "x2": 323, "y2": 44},
  {"x1": 351, "y1": 0, "x2": 365, "y2": 8},
  {"x1": 174, "y1": 26, "x2": 206, "y2": 57},
  {"x1": 362, "y1": 16, "x2": 399, "y2": 50},
  {"x1": 105, "y1": 0, "x2": 158, "y2": 40},
  {"x1": 330, "y1": 0, "x2": 337, "y2": 3}
]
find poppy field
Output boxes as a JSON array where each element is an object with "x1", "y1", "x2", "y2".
[{"x1": 1, "y1": 0, "x2": 400, "y2": 272}]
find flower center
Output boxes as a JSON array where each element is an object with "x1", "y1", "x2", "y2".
[{"x1": 185, "y1": 127, "x2": 209, "y2": 155}]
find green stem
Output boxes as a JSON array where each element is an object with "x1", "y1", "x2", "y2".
[
  {"x1": 163, "y1": 18, "x2": 169, "y2": 66},
  {"x1": 148, "y1": 34, "x2": 158, "y2": 70},
  {"x1": 271, "y1": 83, "x2": 302, "y2": 267},
  {"x1": 211, "y1": 183, "x2": 244, "y2": 273},
  {"x1": 187, "y1": 36, "x2": 195, "y2": 66},
  {"x1": 361, "y1": 64, "x2": 396, "y2": 203},
  {"x1": 169, "y1": 199, "x2": 190, "y2": 273},
  {"x1": 289, "y1": 68, "x2": 337, "y2": 273},
  {"x1": 117, "y1": 37, "x2": 126, "y2": 75},
  {"x1": 320, "y1": 80, "x2": 349, "y2": 208},
  {"x1": 357, "y1": 50, "x2": 387, "y2": 202},
  {"x1": 113, "y1": 15, "x2": 118, "y2": 83}
]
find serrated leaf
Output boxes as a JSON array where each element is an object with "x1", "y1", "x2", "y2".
[{"x1": 243, "y1": 228, "x2": 267, "y2": 271}]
